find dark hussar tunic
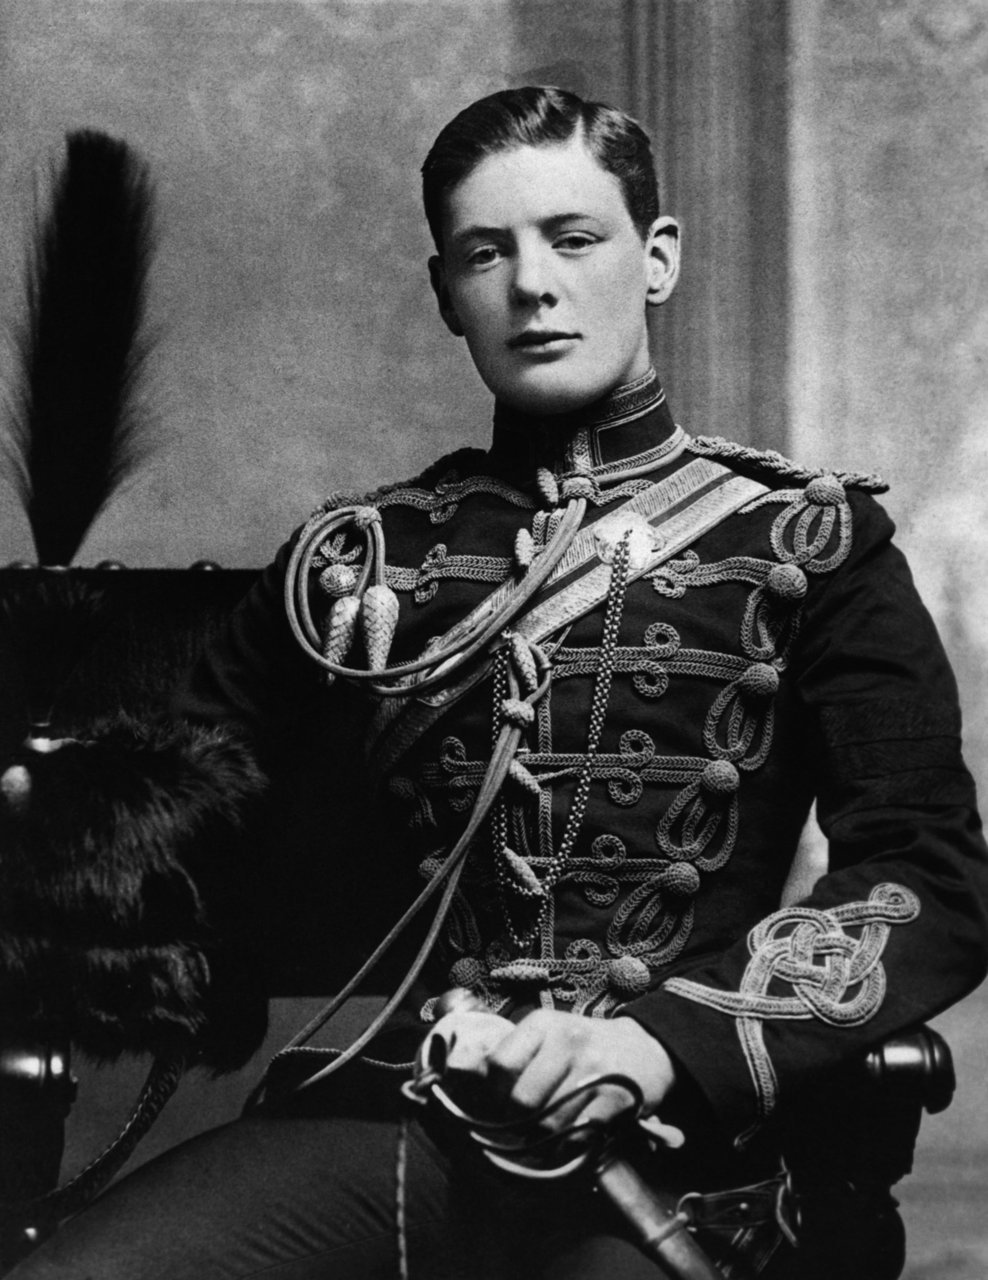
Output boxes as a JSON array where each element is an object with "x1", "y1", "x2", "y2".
[{"x1": 178, "y1": 370, "x2": 988, "y2": 1272}]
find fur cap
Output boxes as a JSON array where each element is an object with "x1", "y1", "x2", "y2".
[{"x1": 0, "y1": 716, "x2": 268, "y2": 1071}]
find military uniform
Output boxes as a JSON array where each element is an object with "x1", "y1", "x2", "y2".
[
  {"x1": 18, "y1": 372, "x2": 985, "y2": 1280},
  {"x1": 195, "y1": 366, "x2": 986, "y2": 1105},
  {"x1": 171, "y1": 369, "x2": 988, "y2": 1273}
]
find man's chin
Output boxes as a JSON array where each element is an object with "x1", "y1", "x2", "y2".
[{"x1": 491, "y1": 369, "x2": 613, "y2": 418}]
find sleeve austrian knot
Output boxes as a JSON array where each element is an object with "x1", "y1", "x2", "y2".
[{"x1": 664, "y1": 882, "x2": 920, "y2": 1142}]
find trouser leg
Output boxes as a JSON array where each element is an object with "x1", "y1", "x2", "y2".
[
  {"x1": 532, "y1": 1228, "x2": 676, "y2": 1280},
  {"x1": 3, "y1": 1111, "x2": 693, "y2": 1280},
  {"x1": 5, "y1": 1110, "x2": 472, "y2": 1280},
  {"x1": 4, "y1": 1103, "x2": 904, "y2": 1280}
]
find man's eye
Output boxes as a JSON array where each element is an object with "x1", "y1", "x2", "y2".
[
  {"x1": 466, "y1": 245, "x2": 501, "y2": 268},
  {"x1": 555, "y1": 233, "x2": 597, "y2": 252}
]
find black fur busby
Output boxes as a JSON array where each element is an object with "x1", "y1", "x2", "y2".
[{"x1": 0, "y1": 716, "x2": 269, "y2": 1072}]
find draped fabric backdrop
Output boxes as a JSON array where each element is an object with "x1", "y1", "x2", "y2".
[{"x1": 0, "y1": 3, "x2": 986, "y2": 1274}]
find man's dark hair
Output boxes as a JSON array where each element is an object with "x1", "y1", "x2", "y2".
[{"x1": 421, "y1": 85, "x2": 660, "y2": 252}]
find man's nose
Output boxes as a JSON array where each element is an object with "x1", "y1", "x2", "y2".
[{"x1": 510, "y1": 244, "x2": 558, "y2": 307}]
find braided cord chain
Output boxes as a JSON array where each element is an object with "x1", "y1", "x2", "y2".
[{"x1": 497, "y1": 533, "x2": 633, "y2": 950}]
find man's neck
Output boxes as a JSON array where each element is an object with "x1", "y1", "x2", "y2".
[{"x1": 488, "y1": 368, "x2": 679, "y2": 483}]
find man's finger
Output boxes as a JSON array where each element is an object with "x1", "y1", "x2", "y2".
[
  {"x1": 517, "y1": 1075, "x2": 636, "y2": 1135},
  {"x1": 569, "y1": 1081, "x2": 638, "y2": 1130},
  {"x1": 484, "y1": 1013, "x2": 559, "y2": 1106},
  {"x1": 435, "y1": 1011, "x2": 514, "y2": 1075}
]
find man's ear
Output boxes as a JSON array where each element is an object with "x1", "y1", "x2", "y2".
[
  {"x1": 643, "y1": 216, "x2": 681, "y2": 307},
  {"x1": 428, "y1": 255, "x2": 464, "y2": 337}
]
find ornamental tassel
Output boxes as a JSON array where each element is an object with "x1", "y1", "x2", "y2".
[
  {"x1": 508, "y1": 632, "x2": 540, "y2": 694},
  {"x1": 507, "y1": 758, "x2": 541, "y2": 801},
  {"x1": 513, "y1": 528, "x2": 535, "y2": 572},
  {"x1": 360, "y1": 583, "x2": 399, "y2": 671},
  {"x1": 535, "y1": 467, "x2": 560, "y2": 509},
  {"x1": 502, "y1": 847, "x2": 543, "y2": 897},
  {"x1": 321, "y1": 594, "x2": 361, "y2": 683}
]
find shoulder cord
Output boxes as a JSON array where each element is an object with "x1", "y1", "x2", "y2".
[
  {"x1": 283, "y1": 485, "x2": 588, "y2": 697},
  {"x1": 248, "y1": 648, "x2": 551, "y2": 1104},
  {"x1": 249, "y1": 495, "x2": 588, "y2": 1104}
]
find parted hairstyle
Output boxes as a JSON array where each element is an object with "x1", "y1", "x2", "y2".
[{"x1": 421, "y1": 85, "x2": 661, "y2": 252}]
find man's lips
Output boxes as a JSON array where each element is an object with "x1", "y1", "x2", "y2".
[{"x1": 507, "y1": 330, "x2": 579, "y2": 349}]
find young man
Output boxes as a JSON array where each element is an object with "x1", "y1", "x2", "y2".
[{"x1": 8, "y1": 86, "x2": 988, "y2": 1280}]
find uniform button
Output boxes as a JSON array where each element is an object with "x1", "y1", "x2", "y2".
[
  {"x1": 701, "y1": 760, "x2": 740, "y2": 796},
  {"x1": 319, "y1": 563, "x2": 358, "y2": 597},
  {"x1": 804, "y1": 474, "x2": 846, "y2": 506},
  {"x1": 608, "y1": 955, "x2": 651, "y2": 995},
  {"x1": 660, "y1": 862, "x2": 702, "y2": 898},
  {"x1": 739, "y1": 663, "x2": 780, "y2": 699},
  {"x1": 765, "y1": 563, "x2": 808, "y2": 602}
]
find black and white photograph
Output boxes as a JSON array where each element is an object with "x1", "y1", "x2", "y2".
[{"x1": 0, "y1": 3, "x2": 986, "y2": 1277}]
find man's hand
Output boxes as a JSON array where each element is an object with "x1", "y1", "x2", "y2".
[{"x1": 420, "y1": 1006, "x2": 676, "y2": 1132}]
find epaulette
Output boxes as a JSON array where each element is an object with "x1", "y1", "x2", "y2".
[
  {"x1": 686, "y1": 435, "x2": 889, "y2": 494},
  {"x1": 317, "y1": 447, "x2": 490, "y2": 515}
]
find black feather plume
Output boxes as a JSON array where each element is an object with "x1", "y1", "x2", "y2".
[{"x1": 5, "y1": 130, "x2": 156, "y2": 566}]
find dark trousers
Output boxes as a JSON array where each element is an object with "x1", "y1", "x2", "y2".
[
  {"x1": 5, "y1": 1100, "x2": 902, "y2": 1280},
  {"x1": 5, "y1": 1106, "x2": 714, "y2": 1280}
]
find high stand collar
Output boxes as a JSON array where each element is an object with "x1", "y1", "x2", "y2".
[{"x1": 488, "y1": 368, "x2": 683, "y2": 486}]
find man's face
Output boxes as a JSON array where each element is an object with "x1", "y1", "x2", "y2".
[{"x1": 431, "y1": 137, "x2": 678, "y2": 416}]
